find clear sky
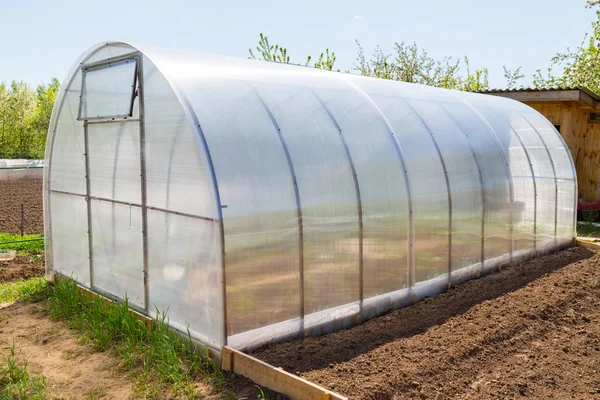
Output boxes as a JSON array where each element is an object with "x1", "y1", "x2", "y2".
[{"x1": 0, "y1": 0, "x2": 596, "y2": 88}]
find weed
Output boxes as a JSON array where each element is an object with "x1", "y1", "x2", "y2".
[
  {"x1": 0, "y1": 341, "x2": 46, "y2": 399},
  {"x1": 578, "y1": 220, "x2": 600, "y2": 237},
  {"x1": 255, "y1": 385, "x2": 266, "y2": 400},
  {"x1": 0, "y1": 277, "x2": 47, "y2": 303},
  {"x1": 47, "y1": 277, "x2": 225, "y2": 398},
  {"x1": 86, "y1": 385, "x2": 106, "y2": 399}
]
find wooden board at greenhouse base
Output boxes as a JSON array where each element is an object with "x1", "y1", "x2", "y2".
[
  {"x1": 0, "y1": 180, "x2": 43, "y2": 235},
  {"x1": 253, "y1": 247, "x2": 600, "y2": 399}
]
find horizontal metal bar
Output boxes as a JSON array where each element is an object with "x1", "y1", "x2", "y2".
[
  {"x1": 77, "y1": 114, "x2": 134, "y2": 123},
  {"x1": 146, "y1": 205, "x2": 218, "y2": 222},
  {"x1": 81, "y1": 52, "x2": 139, "y2": 71},
  {"x1": 84, "y1": 118, "x2": 140, "y2": 125},
  {"x1": 0, "y1": 238, "x2": 44, "y2": 246},
  {"x1": 53, "y1": 191, "x2": 218, "y2": 222},
  {"x1": 511, "y1": 175, "x2": 575, "y2": 181},
  {"x1": 0, "y1": 167, "x2": 43, "y2": 170},
  {"x1": 50, "y1": 189, "x2": 86, "y2": 198},
  {"x1": 89, "y1": 196, "x2": 142, "y2": 208}
]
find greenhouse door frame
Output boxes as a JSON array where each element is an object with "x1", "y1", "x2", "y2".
[{"x1": 78, "y1": 51, "x2": 150, "y2": 313}]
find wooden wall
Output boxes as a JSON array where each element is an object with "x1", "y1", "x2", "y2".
[{"x1": 526, "y1": 102, "x2": 597, "y2": 201}]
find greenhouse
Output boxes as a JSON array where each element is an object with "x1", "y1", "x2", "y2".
[{"x1": 44, "y1": 41, "x2": 576, "y2": 352}]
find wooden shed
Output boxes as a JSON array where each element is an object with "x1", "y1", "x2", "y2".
[{"x1": 483, "y1": 88, "x2": 600, "y2": 203}]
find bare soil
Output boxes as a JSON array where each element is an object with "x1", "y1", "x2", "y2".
[
  {"x1": 0, "y1": 179, "x2": 43, "y2": 235},
  {"x1": 253, "y1": 247, "x2": 600, "y2": 399},
  {"x1": 0, "y1": 302, "x2": 133, "y2": 399},
  {"x1": 0, "y1": 254, "x2": 45, "y2": 282}
]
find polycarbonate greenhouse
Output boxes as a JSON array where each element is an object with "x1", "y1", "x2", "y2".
[{"x1": 44, "y1": 41, "x2": 577, "y2": 352}]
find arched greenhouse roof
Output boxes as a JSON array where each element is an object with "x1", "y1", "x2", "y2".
[{"x1": 44, "y1": 42, "x2": 576, "y2": 351}]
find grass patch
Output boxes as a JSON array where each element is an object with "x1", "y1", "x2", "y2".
[
  {"x1": 0, "y1": 232, "x2": 44, "y2": 254},
  {"x1": 0, "y1": 277, "x2": 47, "y2": 304},
  {"x1": 47, "y1": 278, "x2": 227, "y2": 398},
  {"x1": 0, "y1": 341, "x2": 46, "y2": 399},
  {"x1": 577, "y1": 221, "x2": 600, "y2": 238}
]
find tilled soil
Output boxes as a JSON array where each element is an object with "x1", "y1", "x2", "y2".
[
  {"x1": 253, "y1": 247, "x2": 600, "y2": 399},
  {"x1": 0, "y1": 254, "x2": 45, "y2": 282},
  {"x1": 0, "y1": 179, "x2": 43, "y2": 235}
]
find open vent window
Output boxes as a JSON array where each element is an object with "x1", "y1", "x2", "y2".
[{"x1": 78, "y1": 53, "x2": 139, "y2": 121}]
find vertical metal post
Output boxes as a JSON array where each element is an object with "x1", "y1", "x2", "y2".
[
  {"x1": 403, "y1": 101, "x2": 453, "y2": 283},
  {"x1": 522, "y1": 115, "x2": 559, "y2": 245},
  {"x1": 341, "y1": 78, "x2": 415, "y2": 291},
  {"x1": 20, "y1": 204, "x2": 24, "y2": 238},
  {"x1": 441, "y1": 108, "x2": 486, "y2": 275},
  {"x1": 83, "y1": 121, "x2": 94, "y2": 287},
  {"x1": 453, "y1": 96, "x2": 515, "y2": 265},
  {"x1": 310, "y1": 90, "x2": 364, "y2": 316},
  {"x1": 508, "y1": 127, "x2": 538, "y2": 254},
  {"x1": 251, "y1": 86, "x2": 305, "y2": 332},
  {"x1": 137, "y1": 54, "x2": 150, "y2": 313}
]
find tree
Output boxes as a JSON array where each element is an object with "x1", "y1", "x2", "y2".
[
  {"x1": 353, "y1": 41, "x2": 490, "y2": 91},
  {"x1": 249, "y1": 33, "x2": 337, "y2": 70},
  {"x1": 533, "y1": 1, "x2": 600, "y2": 93},
  {"x1": 0, "y1": 78, "x2": 59, "y2": 159},
  {"x1": 248, "y1": 33, "x2": 290, "y2": 64},
  {"x1": 503, "y1": 66, "x2": 525, "y2": 90}
]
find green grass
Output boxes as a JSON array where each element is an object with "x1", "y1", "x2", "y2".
[
  {"x1": 0, "y1": 277, "x2": 48, "y2": 304},
  {"x1": 46, "y1": 278, "x2": 227, "y2": 399},
  {"x1": 0, "y1": 232, "x2": 44, "y2": 254},
  {"x1": 0, "y1": 341, "x2": 47, "y2": 399},
  {"x1": 577, "y1": 221, "x2": 600, "y2": 238}
]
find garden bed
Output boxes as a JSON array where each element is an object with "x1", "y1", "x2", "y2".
[
  {"x1": 252, "y1": 246, "x2": 600, "y2": 399},
  {"x1": 0, "y1": 179, "x2": 43, "y2": 235}
]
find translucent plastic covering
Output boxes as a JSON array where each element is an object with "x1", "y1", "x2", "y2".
[{"x1": 45, "y1": 42, "x2": 576, "y2": 352}]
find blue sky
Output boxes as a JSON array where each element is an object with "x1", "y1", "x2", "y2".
[{"x1": 0, "y1": 0, "x2": 595, "y2": 88}]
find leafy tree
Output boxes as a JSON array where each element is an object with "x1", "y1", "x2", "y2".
[
  {"x1": 249, "y1": 33, "x2": 337, "y2": 70},
  {"x1": 248, "y1": 33, "x2": 290, "y2": 63},
  {"x1": 503, "y1": 66, "x2": 525, "y2": 90},
  {"x1": 353, "y1": 41, "x2": 491, "y2": 91},
  {"x1": 0, "y1": 78, "x2": 59, "y2": 159},
  {"x1": 313, "y1": 49, "x2": 337, "y2": 71},
  {"x1": 533, "y1": 1, "x2": 600, "y2": 93}
]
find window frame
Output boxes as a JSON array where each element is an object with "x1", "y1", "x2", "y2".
[{"x1": 77, "y1": 52, "x2": 139, "y2": 122}]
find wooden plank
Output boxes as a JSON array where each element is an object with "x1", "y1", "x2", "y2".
[
  {"x1": 580, "y1": 90, "x2": 598, "y2": 109},
  {"x1": 490, "y1": 90, "x2": 582, "y2": 103},
  {"x1": 576, "y1": 238, "x2": 600, "y2": 250},
  {"x1": 587, "y1": 124, "x2": 600, "y2": 201},
  {"x1": 560, "y1": 104, "x2": 575, "y2": 157},
  {"x1": 574, "y1": 108, "x2": 589, "y2": 200},
  {"x1": 221, "y1": 346, "x2": 348, "y2": 400}
]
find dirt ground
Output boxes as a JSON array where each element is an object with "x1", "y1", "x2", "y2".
[
  {"x1": 0, "y1": 179, "x2": 43, "y2": 235},
  {"x1": 253, "y1": 246, "x2": 600, "y2": 400},
  {"x1": 0, "y1": 254, "x2": 45, "y2": 282},
  {"x1": 0, "y1": 302, "x2": 134, "y2": 399}
]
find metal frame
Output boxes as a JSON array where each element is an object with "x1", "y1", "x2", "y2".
[
  {"x1": 342, "y1": 77, "x2": 416, "y2": 288},
  {"x1": 78, "y1": 51, "x2": 151, "y2": 312},
  {"x1": 83, "y1": 121, "x2": 94, "y2": 288},
  {"x1": 454, "y1": 95, "x2": 516, "y2": 263},
  {"x1": 403, "y1": 100, "x2": 453, "y2": 283},
  {"x1": 440, "y1": 107, "x2": 486, "y2": 274},
  {"x1": 78, "y1": 53, "x2": 139, "y2": 122},
  {"x1": 251, "y1": 86, "x2": 306, "y2": 331},
  {"x1": 309, "y1": 90, "x2": 364, "y2": 314},
  {"x1": 137, "y1": 54, "x2": 150, "y2": 313},
  {"x1": 521, "y1": 114, "x2": 559, "y2": 243},
  {"x1": 507, "y1": 125, "x2": 538, "y2": 253}
]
